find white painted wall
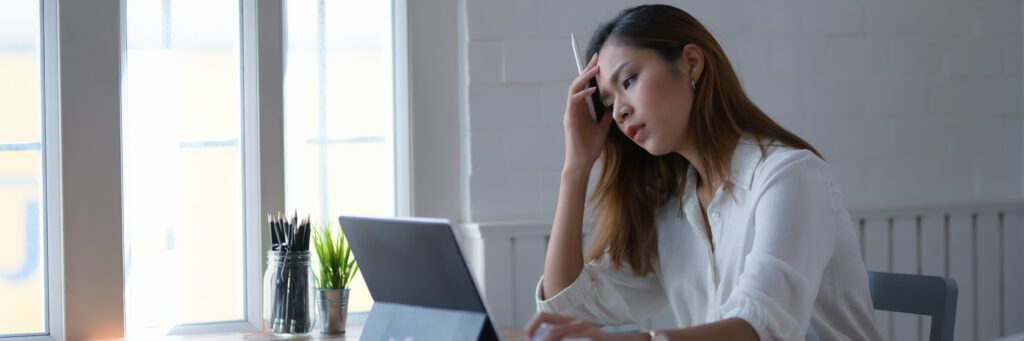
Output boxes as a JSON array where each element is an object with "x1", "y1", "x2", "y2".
[
  {"x1": 459, "y1": 0, "x2": 1024, "y2": 223},
  {"x1": 437, "y1": 0, "x2": 1024, "y2": 337},
  {"x1": 406, "y1": 0, "x2": 462, "y2": 224}
]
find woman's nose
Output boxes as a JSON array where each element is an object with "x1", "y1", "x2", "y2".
[{"x1": 614, "y1": 106, "x2": 630, "y2": 123}]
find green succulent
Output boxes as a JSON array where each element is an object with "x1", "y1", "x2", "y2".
[{"x1": 311, "y1": 222, "x2": 359, "y2": 290}]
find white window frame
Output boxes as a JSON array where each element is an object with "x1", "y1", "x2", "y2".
[
  {"x1": 40, "y1": 0, "x2": 63, "y2": 338},
  {"x1": 116, "y1": 0, "x2": 261, "y2": 336},
  {"x1": 9, "y1": 0, "x2": 437, "y2": 338},
  {"x1": 244, "y1": 0, "x2": 286, "y2": 334}
]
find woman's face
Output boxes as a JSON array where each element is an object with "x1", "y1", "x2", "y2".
[{"x1": 595, "y1": 42, "x2": 699, "y2": 156}]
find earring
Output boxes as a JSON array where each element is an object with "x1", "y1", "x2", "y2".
[{"x1": 691, "y1": 79, "x2": 696, "y2": 89}]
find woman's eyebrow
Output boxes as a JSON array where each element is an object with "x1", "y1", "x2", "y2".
[
  {"x1": 608, "y1": 61, "x2": 632, "y2": 85},
  {"x1": 599, "y1": 61, "x2": 632, "y2": 101}
]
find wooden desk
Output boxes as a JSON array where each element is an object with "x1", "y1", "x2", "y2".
[{"x1": 136, "y1": 324, "x2": 528, "y2": 340}]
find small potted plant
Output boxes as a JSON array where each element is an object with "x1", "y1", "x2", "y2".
[{"x1": 311, "y1": 222, "x2": 360, "y2": 334}]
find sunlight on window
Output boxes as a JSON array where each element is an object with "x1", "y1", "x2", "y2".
[
  {"x1": 284, "y1": 0, "x2": 394, "y2": 313},
  {"x1": 123, "y1": 0, "x2": 245, "y2": 330},
  {"x1": 0, "y1": 0, "x2": 46, "y2": 336}
]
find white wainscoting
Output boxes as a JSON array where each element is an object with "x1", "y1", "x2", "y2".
[{"x1": 459, "y1": 202, "x2": 1024, "y2": 341}]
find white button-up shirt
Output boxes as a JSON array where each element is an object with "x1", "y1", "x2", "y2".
[{"x1": 536, "y1": 138, "x2": 883, "y2": 341}]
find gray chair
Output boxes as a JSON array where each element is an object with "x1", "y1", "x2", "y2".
[{"x1": 867, "y1": 271, "x2": 958, "y2": 341}]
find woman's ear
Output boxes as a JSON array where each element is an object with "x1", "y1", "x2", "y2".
[{"x1": 679, "y1": 44, "x2": 704, "y2": 82}]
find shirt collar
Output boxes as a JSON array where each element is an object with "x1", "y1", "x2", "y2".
[
  {"x1": 681, "y1": 136, "x2": 768, "y2": 214},
  {"x1": 683, "y1": 136, "x2": 766, "y2": 193},
  {"x1": 728, "y1": 136, "x2": 767, "y2": 191}
]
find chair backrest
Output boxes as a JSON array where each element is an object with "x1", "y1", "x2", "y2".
[{"x1": 867, "y1": 271, "x2": 958, "y2": 341}]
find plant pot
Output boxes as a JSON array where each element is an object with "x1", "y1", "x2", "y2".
[{"x1": 316, "y1": 288, "x2": 350, "y2": 334}]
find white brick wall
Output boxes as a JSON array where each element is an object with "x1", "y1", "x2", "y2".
[{"x1": 462, "y1": 0, "x2": 1024, "y2": 222}]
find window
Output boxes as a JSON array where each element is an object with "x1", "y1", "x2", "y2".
[
  {"x1": 2, "y1": 0, "x2": 410, "y2": 337},
  {"x1": 284, "y1": 0, "x2": 396, "y2": 313},
  {"x1": 0, "y1": 0, "x2": 47, "y2": 336},
  {"x1": 122, "y1": 0, "x2": 246, "y2": 330}
]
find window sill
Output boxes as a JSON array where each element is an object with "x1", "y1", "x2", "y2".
[
  {"x1": 121, "y1": 314, "x2": 368, "y2": 340},
  {"x1": 124, "y1": 330, "x2": 359, "y2": 341}
]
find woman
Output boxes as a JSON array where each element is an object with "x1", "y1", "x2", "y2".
[{"x1": 527, "y1": 5, "x2": 882, "y2": 341}]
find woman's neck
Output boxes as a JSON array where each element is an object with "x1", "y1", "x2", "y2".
[
  {"x1": 682, "y1": 151, "x2": 706, "y2": 183},
  {"x1": 675, "y1": 134, "x2": 740, "y2": 190},
  {"x1": 675, "y1": 136, "x2": 706, "y2": 184}
]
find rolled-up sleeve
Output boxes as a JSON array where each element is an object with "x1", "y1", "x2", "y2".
[
  {"x1": 536, "y1": 254, "x2": 666, "y2": 326},
  {"x1": 721, "y1": 152, "x2": 838, "y2": 340}
]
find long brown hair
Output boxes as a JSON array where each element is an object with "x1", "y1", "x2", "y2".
[{"x1": 585, "y1": 4, "x2": 821, "y2": 276}]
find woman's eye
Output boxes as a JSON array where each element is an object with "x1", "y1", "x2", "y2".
[{"x1": 622, "y1": 75, "x2": 636, "y2": 89}]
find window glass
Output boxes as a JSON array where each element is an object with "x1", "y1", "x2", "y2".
[
  {"x1": 123, "y1": 0, "x2": 245, "y2": 329},
  {"x1": 284, "y1": 0, "x2": 395, "y2": 313},
  {"x1": 0, "y1": 0, "x2": 47, "y2": 335}
]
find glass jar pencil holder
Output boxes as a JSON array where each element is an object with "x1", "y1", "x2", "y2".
[{"x1": 263, "y1": 250, "x2": 315, "y2": 337}]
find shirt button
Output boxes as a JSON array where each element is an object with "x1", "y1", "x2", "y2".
[{"x1": 711, "y1": 211, "x2": 721, "y2": 220}]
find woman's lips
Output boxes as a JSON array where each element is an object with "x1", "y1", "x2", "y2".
[{"x1": 625, "y1": 125, "x2": 645, "y2": 141}]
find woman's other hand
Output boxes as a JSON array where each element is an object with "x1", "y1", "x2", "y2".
[
  {"x1": 526, "y1": 312, "x2": 648, "y2": 341},
  {"x1": 563, "y1": 53, "x2": 613, "y2": 173}
]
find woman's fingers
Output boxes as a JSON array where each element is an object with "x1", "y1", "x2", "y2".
[
  {"x1": 541, "y1": 319, "x2": 593, "y2": 341},
  {"x1": 525, "y1": 312, "x2": 574, "y2": 338},
  {"x1": 565, "y1": 87, "x2": 598, "y2": 123},
  {"x1": 569, "y1": 54, "x2": 601, "y2": 93},
  {"x1": 569, "y1": 65, "x2": 600, "y2": 94},
  {"x1": 570, "y1": 87, "x2": 597, "y2": 103},
  {"x1": 567, "y1": 88, "x2": 597, "y2": 118}
]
